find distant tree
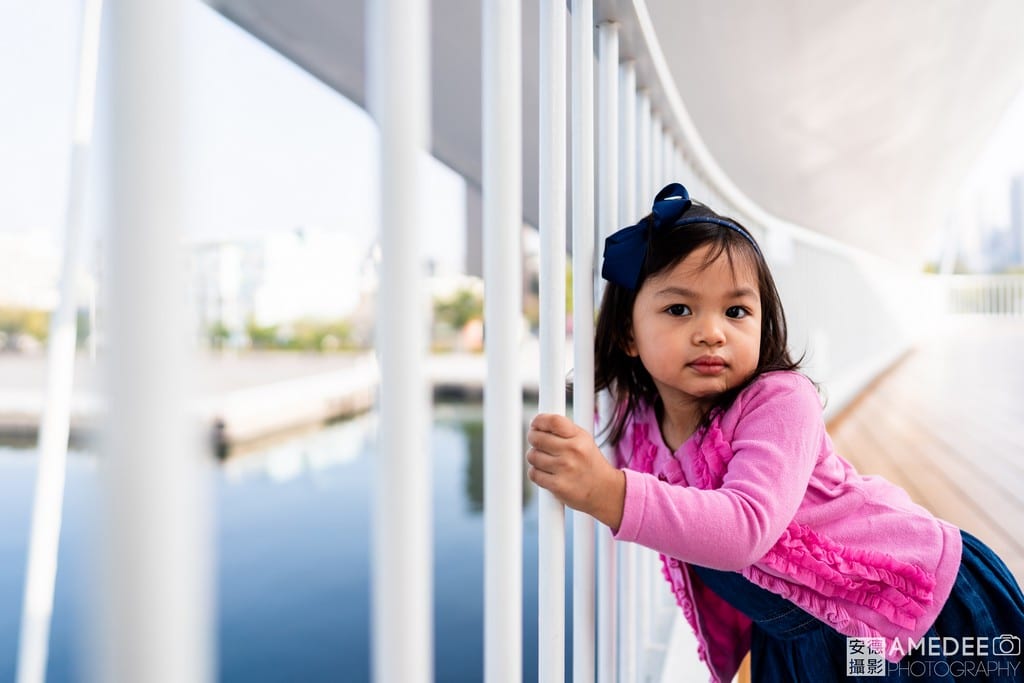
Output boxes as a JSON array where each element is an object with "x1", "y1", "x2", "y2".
[
  {"x1": 208, "y1": 320, "x2": 233, "y2": 349},
  {"x1": 291, "y1": 317, "x2": 355, "y2": 351},
  {"x1": 245, "y1": 319, "x2": 279, "y2": 349},
  {"x1": 75, "y1": 310, "x2": 91, "y2": 348},
  {"x1": 0, "y1": 308, "x2": 50, "y2": 342},
  {"x1": 434, "y1": 288, "x2": 483, "y2": 330}
]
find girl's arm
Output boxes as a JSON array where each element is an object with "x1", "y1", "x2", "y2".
[{"x1": 613, "y1": 374, "x2": 823, "y2": 570}]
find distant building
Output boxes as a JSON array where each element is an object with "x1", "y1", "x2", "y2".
[
  {"x1": 190, "y1": 241, "x2": 261, "y2": 347},
  {"x1": 981, "y1": 227, "x2": 1019, "y2": 273},
  {"x1": 189, "y1": 226, "x2": 375, "y2": 347},
  {"x1": 0, "y1": 232, "x2": 61, "y2": 310},
  {"x1": 0, "y1": 230, "x2": 97, "y2": 312},
  {"x1": 971, "y1": 175, "x2": 1024, "y2": 274}
]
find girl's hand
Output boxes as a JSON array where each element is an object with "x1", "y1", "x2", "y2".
[{"x1": 526, "y1": 413, "x2": 626, "y2": 532}]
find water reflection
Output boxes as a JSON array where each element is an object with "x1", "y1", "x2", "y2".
[
  {"x1": 221, "y1": 413, "x2": 376, "y2": 483},
  {"x1": 0, "y1": 403, "x2": 546, "y2": 682},
  {"x1": 437, "y1": 404, "x2": 535, "y2": 513}
]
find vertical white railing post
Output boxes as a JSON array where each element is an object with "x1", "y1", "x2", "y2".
[
  {"x1": 619, "y1": 64, "x2": 637, "y2": 232},
  {"x1": 596, "y1": 21, "x2": 619, "y2": 683},
  {"x1": 99, "y1": 2, "x2": 213, "y2": 682},
  {"x1": 571, "y1": 1, "x2": 597, "y2": 681},
  {"x1": 662, "y1": 133, "x2": 673, "y2": 185},
  {"x1": 538, "y1": 1, "x2": 567, "y2": 681},
  {"x1": 631, "y1": 89, "x2": 653, "y2": 658},
  {"x1": 368, "y1": 1, "x2": 433, "y2": 681},
  {"x1": 639, "y1": 92, "x2": 657, "y2": 652},
  {"x1": 661, "y1": 128, "x2": 670, "y2": 186},
  {"x1": 616, "y1": 59, "x2": 638, "y2": 683},
  {"x1": 17, "y1": 2, "x2": 103, "y2": 682},
  {"x1": 88, "y1": 239, "x2": 100, "y2": 361},
  {"x1": 483, "y1": 1, "x2": 524, "y2": 682},
  {"x1": 651, "y1": 120, "x2": 663, "y2": 190},
  {"x1": 637, "y1": 93, "x2": 651, "y2": 210}
]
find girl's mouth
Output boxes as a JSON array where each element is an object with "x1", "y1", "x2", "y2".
[{"x1": 689, "y1": 358, "x2": 727, "y2": 375}]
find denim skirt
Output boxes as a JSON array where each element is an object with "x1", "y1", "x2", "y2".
[{"x1": 690, "y1": 530, "x2": 1024, "y2": 682}]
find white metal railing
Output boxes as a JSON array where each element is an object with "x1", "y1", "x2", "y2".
[
  {"x1": 19, "y1": 4, "x2": 216, "y2": 682},
  {"x1": 368, "y1": 1, "x2": 433, "y2": 682},
  {"x1": 945, "y1": 274, "x2": 1024, "y2": 315},
  {"x1": 537, "y1": 1, "x2": 567, "y2": 682},
  {"x1": 483, "y1": 2, "x2": 524, "y2": 683},
  {"x1": 616, "y1": 55, "x2": 639, "y2": 683},
  {"x1": 17, "y1": 1, "x2": 103, "y2": 682},
  {"x1": 596, "y1": 20, "x2": 620, "y2": 683},
  {"x1": 570, "y1": 3, "x2": 597, "y2": 682},
  {"x1": 101, "y1": 3, "x2": 213, "y2": 682}
]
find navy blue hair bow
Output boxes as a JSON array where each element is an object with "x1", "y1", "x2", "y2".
[{"x1": 601, "y1": 182, "x2": 760, "y2": 290}]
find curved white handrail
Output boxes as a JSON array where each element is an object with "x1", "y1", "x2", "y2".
[{"x1": 603, "y1": 1, "x2": 909, "y2": 268}]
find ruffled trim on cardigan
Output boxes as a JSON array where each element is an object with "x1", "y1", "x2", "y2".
[
  {"x1": 687, "y1": 418, "x2": 734, "y2": 490},
  {"x1": 628, "y1": 422, "x2": 659, "y2": 474},
  {"x1": 757, "y1": 522, "x2": 936, "y2": 631},
  {"x1": 627, "y1": 422, "x2": 714, "y2": 673},
  {"x1": 660, "y1": 555, "x2": 710, "y2": 668}
]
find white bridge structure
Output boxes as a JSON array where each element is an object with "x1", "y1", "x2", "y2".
[{"x1": 14, "y1": 1, "x2": 1024, "y2": 682}]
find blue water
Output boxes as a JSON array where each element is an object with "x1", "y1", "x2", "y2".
[{"x1": 0, "y1": 404, "x2": 576, "y2": 682}]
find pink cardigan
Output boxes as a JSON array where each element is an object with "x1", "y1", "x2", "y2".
[{"x1": 611, "y1": 371, "x2": 962, "y2": 683}]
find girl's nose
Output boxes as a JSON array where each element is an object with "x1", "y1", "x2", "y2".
[{"x1": 694, "y1": 317, "x2": 726, "y2": 346}]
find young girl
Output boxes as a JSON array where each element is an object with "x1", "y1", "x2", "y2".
[{"x1": 526, "y1": 183, "x2": 1024, "y2": 682}]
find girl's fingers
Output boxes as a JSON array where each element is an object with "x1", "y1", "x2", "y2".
[
  {"x1": 529, "y1": 413, "x2": 577, "y2": 438},
  {"x1": 525, "y1": 446, "x2": 558, "y2": 473},
  {"x1": 527, "y1": 465, "x2": 558, "y2": 494},
  {"x1": 527, "y1": 429, "x2": 562, "y2": 453},
  {"x1": 527, "y1": 427, "x2": 586, "y2": 456}
]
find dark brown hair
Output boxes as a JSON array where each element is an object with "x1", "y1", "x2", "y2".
[{"x1": 595, "y1": 202, "x2": 808, "y2": 447}]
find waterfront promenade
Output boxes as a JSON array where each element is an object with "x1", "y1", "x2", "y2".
[{"x1": 0, "y1": 342, "x2": 547, "y2": 451}]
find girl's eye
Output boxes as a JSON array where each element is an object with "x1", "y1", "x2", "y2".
[
  {"x1": 666, "y1": 304, "x2": 690, "y2": 317},
  {"x1": 726, "y1": 306, "x2": 749, "y2": 319}
]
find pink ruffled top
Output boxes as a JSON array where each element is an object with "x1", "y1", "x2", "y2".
[{"x1": 611, "y1": 371, "x2": 962, "y2": 683}]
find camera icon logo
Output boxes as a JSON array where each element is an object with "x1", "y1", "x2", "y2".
[{"x1": 993, "y1": 634, "x2": 1020, "y2": 656}]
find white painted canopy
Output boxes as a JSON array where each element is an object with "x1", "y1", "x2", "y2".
[{"x1": 207, "y1": 0, "x2": 1024, "y2": 266}]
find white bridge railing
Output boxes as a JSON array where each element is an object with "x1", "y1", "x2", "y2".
[{"x1": 945, "y1": 274, "x2": 1024, "y2": 316}]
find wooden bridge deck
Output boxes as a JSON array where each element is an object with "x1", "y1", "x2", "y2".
[
  {"x1": 737, "y1": 317, "x2": 1024, "y2": 682},
  {"x1": 827, "y1": 317, "x2": 1024, "y2": 582}
]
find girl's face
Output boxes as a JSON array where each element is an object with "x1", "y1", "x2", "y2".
[{"x1": 627, "y1": 244, "x2": 762, "y2": 413}]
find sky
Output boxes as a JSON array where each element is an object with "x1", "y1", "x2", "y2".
[
  {"x1": 962, "y1": 85, "x2": 1024, "y2": 197},
  {"x1": 951, "y1": 84, "x2": 1024, "y2": 258},
  {"x1": 0, "y1": 0, "x2": 467, "y2": 275},
  {"x1": 1, "y1": 1, "x2": 79, "y2": 238}
]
